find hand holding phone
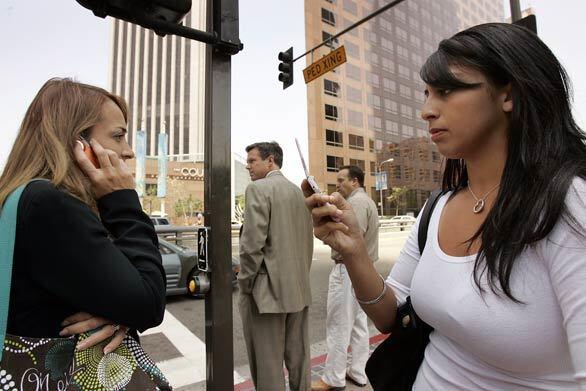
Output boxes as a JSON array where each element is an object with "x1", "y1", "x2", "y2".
[
  {"x1": 77, "y1": 138, "x2": 100, "y2": 168},
  {"x1": 295, "y1": 138, "x2": 341, "y2": 222}
]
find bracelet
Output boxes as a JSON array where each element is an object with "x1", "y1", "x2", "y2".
[{"x1": 353, "y1": 274, "x2": 388, "y2": 305}]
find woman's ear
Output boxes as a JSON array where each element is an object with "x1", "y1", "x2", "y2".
[{"x1": 502, "y1": 84, "x2": 513, "y2": 113}]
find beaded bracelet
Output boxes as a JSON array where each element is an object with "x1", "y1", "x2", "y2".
[{"x1": 353, "y1": 274, "x2": 388, "y2": 305}]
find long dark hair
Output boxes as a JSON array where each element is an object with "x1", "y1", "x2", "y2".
[{"x1": 420, "y1": 23, "x2": 586, "y2": 301}]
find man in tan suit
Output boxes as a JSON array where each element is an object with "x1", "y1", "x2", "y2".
[{"x1": 239, "y1": 141, "x2": 314, "y2": 391}]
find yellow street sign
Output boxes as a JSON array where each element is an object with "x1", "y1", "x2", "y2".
[{"x1": 303, "y1": 46, "x2": 347, "y2": 84}]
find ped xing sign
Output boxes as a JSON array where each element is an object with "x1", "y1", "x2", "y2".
[{"x1": 303, "y1": 46, "x2": 347, "y2": 84}]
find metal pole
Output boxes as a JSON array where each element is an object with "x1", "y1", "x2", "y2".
[
  {"x1": 204, "y1": 0, "x2": 239, "y2": 389},
  {"x1": 378, "y1": 165, "x2": 384, "y2": 218},
  {"x1": 510, "y1": 0, "x2": 522, "y2": 22}
]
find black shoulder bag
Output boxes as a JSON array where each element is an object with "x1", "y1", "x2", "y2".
[{"x1": 365, "y1": 189, "x2": 445, "y2": 391}]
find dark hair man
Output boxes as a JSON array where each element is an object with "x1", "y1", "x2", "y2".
[{"x1": 239, "y1": 141, "x2": 314, "y2": 390}]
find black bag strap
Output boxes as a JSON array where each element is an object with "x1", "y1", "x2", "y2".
[{"x1": 417, "y1": 189, "x2": 445, "y2": 255}]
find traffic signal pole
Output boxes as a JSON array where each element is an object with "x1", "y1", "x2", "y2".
[
  {"x1": 204, "y1": 1, "x2": 241, "y2": 390},
  {"x1": 509, "y1": 0, "x2": 522, "y2": 22},
  {"x1": 277, "y1": 0, "x2": 406, "y2": 89}
]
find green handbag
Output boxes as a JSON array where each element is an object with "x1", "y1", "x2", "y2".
[{"x1": 0, "y1": 181, "x2": 171, "y2": 390}]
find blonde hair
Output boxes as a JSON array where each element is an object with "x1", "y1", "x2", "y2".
[{"x1": 0, "y1": 78, "x2": 128, "y2": 208}]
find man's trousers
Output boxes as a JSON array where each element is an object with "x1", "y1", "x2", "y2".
[
  {"x1": 239, "y1": 293, "x2": 310, "y2": 391},
  {"x1": 322, "y1": 263, "x2": 369, "y2": 387}
]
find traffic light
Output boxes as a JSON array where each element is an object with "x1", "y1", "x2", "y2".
[
  {"x1": 76, "y1": 0, "x2": 191, "y2": 34},
  {"x1": 278, "y1": 47, "x2": 294, "y2": 90}
]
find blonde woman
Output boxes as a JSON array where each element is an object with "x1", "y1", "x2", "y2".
[{"x1": 2, "y1": 78, "x2": 165, "y2": 352}]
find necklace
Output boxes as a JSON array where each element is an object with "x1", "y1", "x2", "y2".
[{"x1": 467, "y1": 182, "x2": 500, "y2": 214}]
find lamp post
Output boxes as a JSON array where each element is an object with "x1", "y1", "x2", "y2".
[{"x1": 377, "y1": 158, "x2": 394, "y2": 217}]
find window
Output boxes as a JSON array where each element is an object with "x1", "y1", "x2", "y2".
[
  {"x1": 369, "y1": 138, "x2": 375, "y2": 152},
  {"x1": 432, "y1": 152, "x2": 440, "y2": 162},
  {"x1": 399, "y1": 84, "x2": 412, "y2": 98},
  {"x1": 381, "y1": 37, "x2": 393, "y2": 53},
  {"x1": 411, "y1": 53, "x2": 422, "y2": 66},
  {"x1": 394, "y1": 8, "x2": 407, "y2": 23},
  {"x1": 433, "y1": 170, "x2": 441, "y2": 182},
  {"x1": 383, "y1": 78, "x2": 396, "y2": 93},
  {"x1": 414, "y1": 90, "x2": 425, "y2": 103},
  {"x1": 409, "y1": 16, "x2": 419, "y2": 29},
  {"x1": 369, "y1": 116, "x2": 382, "y2": 131},
  {"x1": 382, "y1": 58, "x2": 395, "y2": 73},
  {"x1": 370, "y1": 161, "x2": 376, "y2": 176},
  {"x1": 346, "y1": 85, "x2": 362, "y2": 103},
  {"x1": 402, "y1": 125, "x2": 414, "y2": 136},
  {"x1": 369, "y1": 73, "x2": 380, "y2": 87},
  {"x1": 344, "y1": 41, "x2": 360, "y2": 59},
  {"x1": 410, "y1": 35, "x2": 421, "y2": 49},
  {"x1": 380, "y1": 17, "x2": 392, "y2": 32},
  {"x1": 343, "y1": 0, "x2": 358, "y2": 15},
  {"x1": 344, "y1": 18, "x2": 358, "y2": 37},
  {"x1": 368, "y1": 93, "x2": 381, "y2": 109},
  {"x1": 345, "y1": 63, "x2": 361, "y2": 81},
  {"x1": 322, "y1": 31, "x2": 339, "y2": 48},
  {"x1": 327, "y1": 155, "x2": 344, "y2": 172},
  {"x1": 385, "y1": 120, "x2": 399, "y2": 135},
  {"x1": 349, "y1": 134, "x2": 364, "y2": 150},
  {"x1": 401, "y1": 104, "x2": 413, "y2": 119},
  {"x1": 398, "y1": 64, "x2": 410, "y2": 79},
  {"x1": 347, "y1": 110, "x2": 363, "y2": 128},
  {"x1": 349, "y1": 159, "x2": 365, "y2": 172},
  {"x1": 322, "y1": 8, "x2": 336, "y2": 26},
  {"x1": 325, "y1": 104, "x2": 339, "y2": 121},
  {"x1": 384, "y1": 99, "x2": 398, "y2": 114},
  {"x1": 327, "y1": 184, "x2": 337, "y2": 195},
  {"x1": 326, "y1": 129, "x2": 343, "y2": 147},
  {"x1": 324, "y1": 79, "x2": 340, "y2": 97},
  {"x1": 395, "y1": 26, "x2": 408, "y2": 41},
  {"x1": 397, "y1": 45, "x2": 409, "y2": 59}
]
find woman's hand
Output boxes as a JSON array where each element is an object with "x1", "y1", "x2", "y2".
[
  {"x1": 60, "y1": 312, "x2": 128, "y2": 354},
  {"x1": 74, "y1": 139, "x2": 135, "y2": 199},
  {"x1": 301, "y1": 179, "x2": 367, "y2": 257}
]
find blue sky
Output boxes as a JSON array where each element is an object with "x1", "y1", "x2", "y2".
[{"x1": 1, "y1": 0, "x2": 584, "y2": 185}]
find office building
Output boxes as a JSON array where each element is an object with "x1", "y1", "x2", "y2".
[{"x1": 305, "y1": 0, "x2": 503, "y2": 215}]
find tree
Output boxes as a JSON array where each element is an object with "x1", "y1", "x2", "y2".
[
  {"x1": 234, "y1": 194, "x2": 245, "y2": 222},
  {"x1": 141, "y1": 184, "x2": 160, "y2": 215},
  {"x1": 174, "y1": 195, "x2": 203, "y2": 225},
  {"x1": 386, "y1": 186, "x2": 409, "y2": 216}
]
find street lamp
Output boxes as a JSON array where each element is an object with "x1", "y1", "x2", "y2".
[{"x1": 377, "y1": 158, "x2": 394, "y2": 217}]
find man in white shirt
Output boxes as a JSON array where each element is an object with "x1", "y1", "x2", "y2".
[{"x1": 312, "y1": 165, "x2": 379, "y2": 390}]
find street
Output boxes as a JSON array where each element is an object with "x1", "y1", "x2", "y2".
[{"x1": 140, "y1": 229, "x2": 411, "y2": 389}]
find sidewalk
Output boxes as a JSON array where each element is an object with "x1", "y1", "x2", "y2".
[{"x1": 175, "y1": 333, "x2": 387, "y2": 390}]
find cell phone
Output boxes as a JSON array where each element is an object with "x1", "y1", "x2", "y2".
[
  {"x1": 295, "y1": 138, "x2": 321, "y2": 195},
  {"x1": 295, "y1": 138, "x2": 341, "y2": 222},
  {"x1": 79, "y1": 138, "x2": 100, "y2": 168}
]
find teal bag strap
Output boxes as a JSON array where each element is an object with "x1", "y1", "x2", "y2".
[{"x1": 0, "y1": 179, "x2": 47, "y2": 359}]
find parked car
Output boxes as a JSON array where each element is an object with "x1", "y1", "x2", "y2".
[
  {"x1": 151, "y1": 216, "x2": 170, "y2": 226},
  {"x1": 158, "y1": 238, "x2": 239, "y2": 298},
  {"x1": 387, "y1": 215, "x2": 416, "y2": 227}
]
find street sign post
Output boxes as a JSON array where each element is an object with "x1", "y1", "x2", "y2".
[
  {"x1": 375, "y1": 171, "x2": 388, "y2": 191},
  {"x1": 303, "y1": 46, "x2": 347, "y2": 84}
]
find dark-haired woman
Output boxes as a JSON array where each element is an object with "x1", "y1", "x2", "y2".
[{"x1": 304, "y1": 23, "x2": 586, "y2": 390}]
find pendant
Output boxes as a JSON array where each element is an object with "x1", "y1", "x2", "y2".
[{"x1": 473, "y1": 199, "x2": 485, "y2": 214}]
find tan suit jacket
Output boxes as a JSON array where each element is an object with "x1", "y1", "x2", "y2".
[{"x1": 239, "y1": 170, "x2": 313, "y2": 313}]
